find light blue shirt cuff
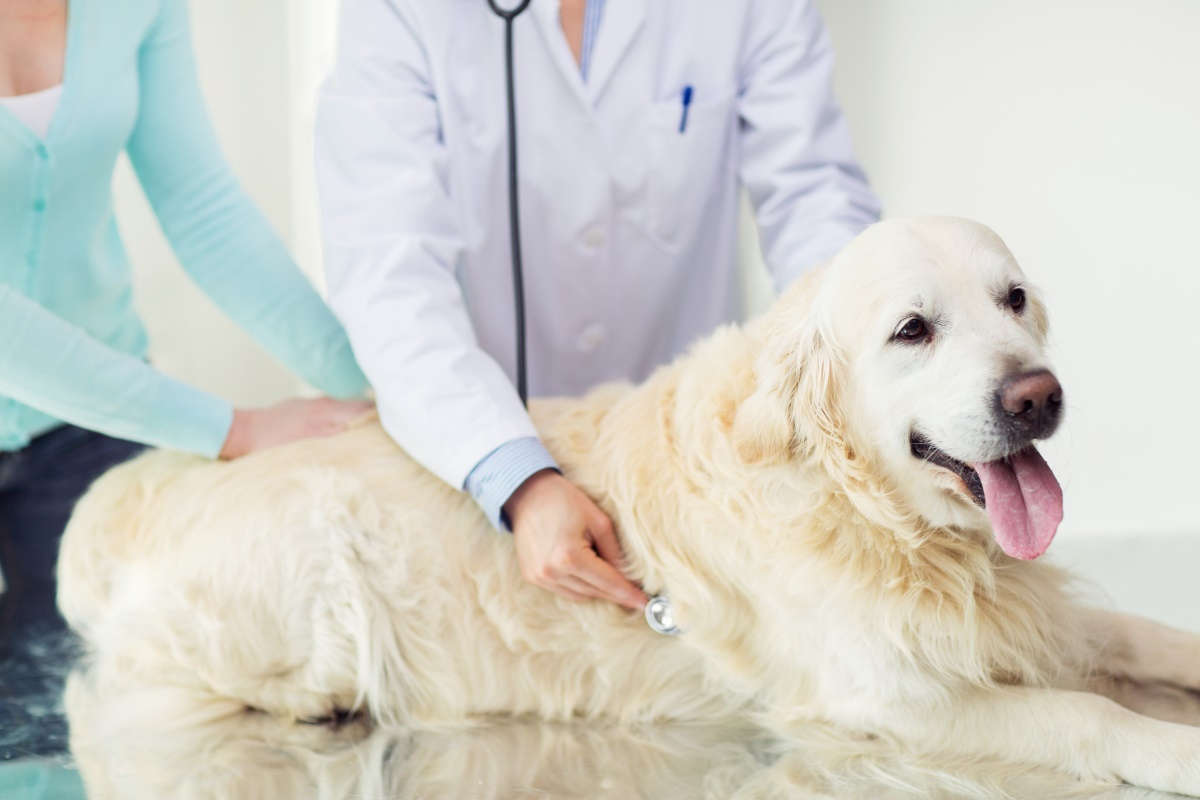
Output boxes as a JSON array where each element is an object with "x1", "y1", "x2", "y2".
[{"x1": 464, "y1": 437, "x2": 560, "y2": 532}]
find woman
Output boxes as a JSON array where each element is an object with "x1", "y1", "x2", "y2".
[{"x1": 0, "y1": 0, "x2": 371, "y2": 632}]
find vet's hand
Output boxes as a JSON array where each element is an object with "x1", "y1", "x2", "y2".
[
  {"x1": 505, "y1": 470, "x2": 648, "y2": 611},
  {"x1": 220, "y1": 397, "x2": 375, "y2": 459}
]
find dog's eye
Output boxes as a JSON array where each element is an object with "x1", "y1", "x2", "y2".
[
  {"x1": 1007, "y1": 287, "x2": 1027, "y2": 313},
  {"x1": 895, "y1": 317, "x2": 929, "y2": 343}
]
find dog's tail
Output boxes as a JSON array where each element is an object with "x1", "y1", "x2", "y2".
[{"x1": 57, "y1": 449, "x2": 202, "y2": 637}]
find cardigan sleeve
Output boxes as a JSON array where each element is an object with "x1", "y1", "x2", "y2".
[
  {"x1": 0, "y1": 285, "x2": 233, "y2": 456},
  {"x1": 124, "y1": 0, "x2": 370, "y2": 401}
]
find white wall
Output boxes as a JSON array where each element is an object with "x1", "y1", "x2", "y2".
[{"x1": 122, "y1": 0, "x2": 1199, "y2": 538}]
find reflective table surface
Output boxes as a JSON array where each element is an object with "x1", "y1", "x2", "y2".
[{"x1": 2, "y1": 534, "x2": 1197, "y2": 800}]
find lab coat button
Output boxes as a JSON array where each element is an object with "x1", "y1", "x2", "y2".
[
  {"x1": 35, "y1": 145, "x2": 49, "y2": 160},
  {"x1": 582, "y1": 227, "x2": 606, "y2": 250},
  {"x1": 576, "y1": 324, "x2": 607, "y2": 353},
  {"x1": 33, "y1": 199, "x2": 46, "y2": 213}
]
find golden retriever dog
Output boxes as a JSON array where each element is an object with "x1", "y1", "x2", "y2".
[{"x1": 58, "y1": 217, "x2": 1200, "y2": 796}]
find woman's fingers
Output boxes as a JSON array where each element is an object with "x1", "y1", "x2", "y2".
[{"x1": 220, "y1": 397, "x2": 375, "y2": 459}]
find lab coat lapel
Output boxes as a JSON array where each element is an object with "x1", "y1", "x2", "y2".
[
  {"x1": 530, "y1": 0, "x2": 592, "y2": 112},
  {"x1": 585, "y1": 0, "x2": 648, "y2": 103}
]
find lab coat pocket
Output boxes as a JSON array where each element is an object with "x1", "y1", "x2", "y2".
[{"x1": 645, "y1": 93, "x2": 738, "y2": 252}]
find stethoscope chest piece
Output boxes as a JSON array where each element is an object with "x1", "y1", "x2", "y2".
[{"x1": 645, "y1": 595, "x2": 682, "y2": 636}]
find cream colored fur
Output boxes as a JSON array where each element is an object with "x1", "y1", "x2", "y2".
[{"x1": 58, "y1": 217, "x2": 1200, "y2": 796}]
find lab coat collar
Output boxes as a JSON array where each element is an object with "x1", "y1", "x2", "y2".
[
  {"x1": 531, "y1": 0, "x2": 591, "y2": 110},
  {"x1": 584, "y1": 0, "x2": 648, "y2": 102},
  {"x1": 530, "y1": 0, "x2": 647, "y2": 108}
]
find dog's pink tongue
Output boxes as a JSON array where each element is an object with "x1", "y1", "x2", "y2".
[{"x1": 972, "y1": 449, "x2": 1063, "y2": 560}]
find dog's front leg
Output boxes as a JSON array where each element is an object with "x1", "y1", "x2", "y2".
[{"x1": 886, "y1": 686, "x2": 1200, "y2": 796}]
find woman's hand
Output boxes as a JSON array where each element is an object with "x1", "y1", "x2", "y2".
[
  {"x1": 219, "y1": 397, "x2": 374, "y2": 460},
  {"x1": 505, "y1": 470, "x2": 648, "y2": 611}
]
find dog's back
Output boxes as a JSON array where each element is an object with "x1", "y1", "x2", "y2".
[{"x1": 58, "y1": 414, "x2": 737, "y2": 732}]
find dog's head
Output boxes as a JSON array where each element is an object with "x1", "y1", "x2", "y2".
[{"x1": 734, "y1": 216, "x2": 1064, "y2": 559}]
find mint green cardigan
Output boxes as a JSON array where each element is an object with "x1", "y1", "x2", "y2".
[{"x1": 0, "y1": 0, "x2": 368, "y2": 457}]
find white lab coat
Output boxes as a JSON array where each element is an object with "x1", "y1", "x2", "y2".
[{"x1": 316, "y1": 0, "x2": 882, "y2": 490}]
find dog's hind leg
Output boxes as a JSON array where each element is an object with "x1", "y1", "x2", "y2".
[
  {"x1": 1084, "y1": 610, "x2": 1200, "y2": 691},
  {"x1": 1093, "y1": 675, "x2": 1200, "y2": 727},
  {"x1": 881, "y1": 686, "x2": 1200, "y2": 796},
  {"x1": 65, "y1": 662, "x2": 373, "y2": 800},
  {"x1": 1081, "y1": 610, "x2": 1200, "y2": 726}
]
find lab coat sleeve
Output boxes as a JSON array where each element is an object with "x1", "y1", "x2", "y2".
[
  {"x1": 125, "y1": 0, "x2": 370, "y2": 402},
  {"x1": 738, "y1": 0, "x2": 883, "y2": 292},
  {"x1": 315, "y1": 0, "x2": 538, "y2": 490}
]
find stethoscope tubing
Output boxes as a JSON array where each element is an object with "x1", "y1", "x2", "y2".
[
  {"x1": 484, "y1": 0, "x2": 678, "y2": 638},
  {"x1": 486, "y1": 0, "x2": 533, "y2": 20},
  {"x1": 487, "y1": 0, "x2": 534, "y2": 406}
]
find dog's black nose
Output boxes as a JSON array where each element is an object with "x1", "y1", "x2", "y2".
[{"x1": 997, "y1": 370, "x2": 1063, "y2": 439}]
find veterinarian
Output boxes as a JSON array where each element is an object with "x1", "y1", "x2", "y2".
[
  {"x1": 317, "y1": 0, "x2": 881, "y2": 610},
  {"x1": 0, "y1": 0, "x2": 371, "y2": 632}
]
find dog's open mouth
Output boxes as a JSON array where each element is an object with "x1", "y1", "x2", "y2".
[
  {"x1": 910, "y1": 432, "x2": 1064, "y2": 561},
  {"x1": 910, "y1": 434, "x2": 986, "y2": 508}
]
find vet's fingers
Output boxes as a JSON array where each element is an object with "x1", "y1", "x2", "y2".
[
  {"x1": 589, "y1": 512, "x2": 629, "y2": 572},
  {"x1": 544, "y1": 580, "x2": 594, "y2": 604},
  {"x1": 573, "y1": 550, "x2": 648, "y2": 611},
  {"x1": 556, "y1": 575, "x2": 610, "y2": 603},
  {"x1": 588, "y1": 516, "x2": 648, "y2": 609}
]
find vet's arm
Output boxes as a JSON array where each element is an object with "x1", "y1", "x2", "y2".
[
  {"x1": 314, "y1": 0, "x2": 539, "y2": 491},
  {"x1": 738, "y1": 0, "x2": 882, "y2": 291}
]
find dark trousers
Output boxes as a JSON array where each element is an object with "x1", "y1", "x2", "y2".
[{"x1": 0, "y1": 425, "x2": 144, "y2": 637}]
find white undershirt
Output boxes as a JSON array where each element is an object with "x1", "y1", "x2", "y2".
[{"x1": 0, "y1": 84, "x2": 64, "y2": 140}]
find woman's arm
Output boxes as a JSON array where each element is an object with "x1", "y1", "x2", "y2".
[
  {"x1": 0, "y1": 286, "x2": 372, "y2": 458},
  {"x1": 124, "y1": 0, "x2": 369, "y2": 401},
  {"x1": 0, "y1": 285, "x2": 232, "y2": 455}
]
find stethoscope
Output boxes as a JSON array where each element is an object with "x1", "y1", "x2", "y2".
[
  {"x1": 485, "y1": 0, "x2": 680, "y2": 637},
  {"x1": 485, "y1": 0, "x2": 533, "y2": 406}
]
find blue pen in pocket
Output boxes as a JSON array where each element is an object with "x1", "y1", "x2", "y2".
[{"x1": 679, "y1": 85, "x2": 694, "y2": 134}]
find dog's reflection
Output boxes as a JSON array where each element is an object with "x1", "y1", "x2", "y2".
[
  {"x1": 66, "y1": 667, "x2": 767, "y2": 799},
  {"x1": 65, "y1": 666, "x2": 1178, "y2": 800}
]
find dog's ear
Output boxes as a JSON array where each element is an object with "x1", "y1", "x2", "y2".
[
  {"x1": 793, "y1": 324, "x2": 848, "y2": 460},
  {"x1": 733, "y1": 320, "x2": 846, "y2": 464},
  {"x1": 731, "y1": 329, "x2": 801, "y2": 463}
]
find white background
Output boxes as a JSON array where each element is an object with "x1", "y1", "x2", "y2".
[{"x1": 115, "y1": 0, "x2": 1200, "y2": 539}]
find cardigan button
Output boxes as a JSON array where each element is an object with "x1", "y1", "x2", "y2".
[
  {"x1": 35, "y1": 145, "x2": 49, "y2": 160},
  {"x1": 33, "y1": 199, "x2": 46, "y2": 213}
]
